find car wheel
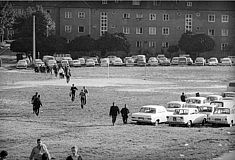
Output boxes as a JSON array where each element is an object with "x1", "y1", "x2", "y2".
[
  {"x1": 202, "y1": 119, "x2": 206, "y2": 126},
  {"x1": 155, "y1": 120, "x2": 160, "y2": 126},
  {"x1": 187, "y1": 120, "x2": 192, "y2": 127}
]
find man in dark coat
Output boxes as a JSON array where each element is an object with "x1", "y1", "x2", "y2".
[
  {"x1": 180, "y1": 92, "x2": 186, "y2": 102},
  {"x1": 109, "y1": 102, "x2": 120, "y2": 126},
  {"x1": 121, "y1": 104, "x2": 129, "y2": 124},
  {"x1": 33, "y1": 95, "x2": 42, "y2": 116},
  {"x1": 31, "y1": 92, "x2": 38, "y2": 114}
]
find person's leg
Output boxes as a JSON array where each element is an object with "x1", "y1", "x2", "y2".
[
  {"x1": 112, "y1": 116, "x2": 116, "y2": 125},
  {"x1": 84, "y1": 97, "x2": 86, "y2": 105}
]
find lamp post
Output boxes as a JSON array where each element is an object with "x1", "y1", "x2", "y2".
[{"x1": 33, "y1": 14, "x2": 36, "y2": 61}]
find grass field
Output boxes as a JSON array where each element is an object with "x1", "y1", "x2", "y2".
[{"x1": 0, "y1": 65, "x2": 235, "y2": 160}]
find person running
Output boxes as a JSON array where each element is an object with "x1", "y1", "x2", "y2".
[
  {"x1": 79, "y1": 90, "x2": 86, "y2": 109},
  {"x1": 120, "y1": 104, "x2": 130, "y2": 124},
  {"x1": 66, "y1": 146, "x2": 83, "y2": 160},
  {"x1": 109, "y1": 102, "x2": 120, "y2": 126},
  {"x1": 70, "y1": 84, "x2": 78, "y2": 102},
  {"x1": 82, "y1": 86, "x2": 88, "y2": 105},
  {"x1": 31, "y1": 92, "x2": 38, "y2": 114},
  {"x1": 29, "y1": 139, "x2": 51, "y2": 160},
  {"x1": 180, "y1": 92, "x2": 186, "y2": 102},
  {"x1": 34, "y1": 95, "x2": 42, "y2": 116}
]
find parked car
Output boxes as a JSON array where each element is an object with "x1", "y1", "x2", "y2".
[
  {"x1": 148, "y1": 57, "x2": 158, "y2": 66},
  {"x1": 61, "y1": 59, "x2": 69, "y2": 67},
  {"x1": 113, "y1": 58, "x2": 124, "y2": 66},
  {"x1": 43, "y1": 55, "x2": 55, "y2": 65},
  {"x1": 34, "y1": 61, "x2": 45, "y2": 68},
  {"x1": 178, "y1": 57, "x2": 187, "y2": 65},
  {"x1": 34, "y1": 59, "x2": 42, "y2": 64},
  {"x1": 47, "y1": 60, "x2": 57, "y2": 67},
  {"x1": 159, "y1": 58, "x2": 171, "y2": 66},
  {"x1": 16, "y1": 60, "x2": 28, "y2": 69},
  {"x1": 186, "y1": 57, "x2": 193, "y2": 65},
  {"x1": 78, "y1": 58, "x2": 86, "y2": 66},
  {"x1": 195, "y1": 57, "x2": 206, "y2": 66},
  {"x1": 227, "y1": 80, "x2": 235, "y2": 92},
  {"x1": 171, "y1": 57, "x2": 179, "y2": 65},
  {"x1": 206, "y1": 95, "x2": 223, "y2": 103},
  {"x1": 228, "y1": 56, "x2": 235, "y2": 65},
  {"x1": 156, "y1": 54, "x2": 166, "y2": 62},
  {"x1": 62, "y1": 57, "x2": 73, "y2": 66},
  {"x1": 125, "y1": 57, "x2": 135, "y2": 67},
  {"x1": 90, "y1": 57, "x2": 99, "y2": 65},
  {"x1": 185, "y1": 97, "x2": 208, "y2": 108},
  {"x1": 198, "y1": 104, "x2": 218, "y2": 121},
  {"x1": 136, "y1": 55, "x2": 146, "y2": 66},
  {"x1": 207, "y1": 105, "x2": 235, "y2": 127},
  {"x1": 107, "y1": 55, "x2": 117, "y2": 65},
  {"x1": 222, "y1": 92, "x2": 235, "y2": 98},
  {"x1": 86, "y1": 58, "x2": 95, "y2": 67},
  {"x1": 131, "y1": 105, "x2": 173, "y2": 125},
  {"x1": 220, "y1": 58, "x2": 232, "y2": 66},
  {"x1": 207, "y1": 57, "x2": 218, "y2": 66},
  {"x1": 100, "y1": 58, "x2": 109, "y2": 67},
  {"x1": 72, "y1": 60, "x2": 81, "y2": 67},
  {"x1": 167, "y1": 108, "x2": 207, "y2": 127},
  {"x1": 166, "y1": 101, "x2": 186, "y2": 112},
  {"x1": 210, "y1": 99, "x2": 235, "y2": 108}
]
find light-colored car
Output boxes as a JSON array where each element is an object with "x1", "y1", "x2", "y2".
[
  {"x1": 210, "y1": 99, "x2": 235, "y2": 108},
  {"x1": 34, "y1": 61, "x2": 45, "y2": 67},
  {"x1": 34, "y1": 59, "x2": 42, "y2": 63},
  {"x1": 136, "y1": 55, "x2": 146, "y2": 66},
  {"x1": 185, "y1": 97, "x2": 208, "y2": 108},
  {"x1": 86, "y1": 58, "x2": 95, "y2": 67},
  {"x1": 78, "y1": 58, "x2": 86, "y2": 66},
  {"x1": 220, "y1": 58, "x2": 232, "y2": 66},
  {"x1": 42, "y1": 55, "x2": 55, "y2": 64},
  {"x1": 16, "y1": 60, "x2": 28, "y2": 69},
  {"x1": 125, "y1": 57, "x2": 135, "y2": 67},
  {"x1": 198, "y1": 104, "x2": 218, "y2": 121},
  {"x1": 113, "y1": 58, "x2": 124, "y2": 66},
  {"x1": 207, "y1": 57, "x2": 218, "y2": 66},
  {"x1": 72, "y1": 60, "x2": 81, "y2": 67},
  {"x1": 166, "y1": 101, "x2": 186, "y2": 112},
  {"x1": 148, "y1": 57, "x2": 158, "y2": 66},
  {"x1": 107, "y1": 55, "x2": 117, "y2": 65},
  {"x1": 61, "y1": 59, "x2": 69, "y2": 67},
  {"x1": 90, "y1": 57, "x2": 99, "y2": 65},
  {"x1": 159, "y1": 58, "x2": 171, "y2": 66},
  {"x1": 167, "y1": 108, "x2": 207, "y2": 127},
  {"x1": 47, "y1": 60, "x2": 57, "y2": 67},
  {"x1": 195, "y1": 57, "x2": 206, "y2": 66},
  {"x1": 100, "y1": 58, "x2": 109, "y2": 67},
  {"x1": 178, "y1": 57, "x2": 187, "y2": 65},
  {"x1": 186, "y1": 57, "x2": 193, "y2": 65},
  {"x1": 222, "y1": 92, "x2": 235, "y2": 98},
  {"x1": 206, "y1": 95, "x2": 223, "y2": 103},
  {"x1": 207, "y1": 105, "x2": 235, "y2": 127},
  {"x1": 227, "y1": 80, "x2": 235, "y2": 92},
  {"x1": 131, "y1": 105, "x2": 173, "y2": 125},
  {"x1": 171, "y1": 57, "x2": 179, "y2": 65}
]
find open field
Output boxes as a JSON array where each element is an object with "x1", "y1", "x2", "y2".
[{"x1": 0, "y1": 65, "x2": 235, "y2": 160}]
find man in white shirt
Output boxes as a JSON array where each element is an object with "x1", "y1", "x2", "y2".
[{"x1": 29, "y1": 139, "x2": 51, "y2": 160}]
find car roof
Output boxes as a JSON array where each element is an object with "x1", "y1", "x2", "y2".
[
  {"x1": 186, "y1": 97, "x2": 207, "y2": 100},
  {"x1": 142, "y1": 105, "x2": 165, "y2": 108},
  {"x1": 167, "y1": 101, "x2": 185, "y2": 104}
]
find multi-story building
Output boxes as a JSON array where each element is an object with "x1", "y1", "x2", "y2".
[{"x1": 12, "y1": 0, "x2": 235, "y2": 58}]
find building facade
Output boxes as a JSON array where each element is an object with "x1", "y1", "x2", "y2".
[{"x1": 12, "y1": 0, "x2": 235, "y2": 58}]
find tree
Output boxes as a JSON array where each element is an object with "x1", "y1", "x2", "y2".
[
  {"x1": 178, "y1": 32, "x2": 215, "y2": 57},
  {"x1": 167, "y1": 45, "x2": 179, "y2": 57}
]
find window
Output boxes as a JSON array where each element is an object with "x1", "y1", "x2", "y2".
[
  {"x1": 136, "y1": 27, "x2": 143, "y2": 34},
  {"x1": 153, "y1": 0, "x2": 160, "y2": 6},
  {"x1": 78, "y1": 26, "x2": 85, "y2": 33},
  {"x1": 221, "y1": 29, "x2": 228, "y2": 36},
  {"x1": 100, "y1": 12, "x2": 108, "y2": 36},
  {"x1": 186, "y1": 2, "x2": 192, "y2": 7},
  {"x1": 136, "y1": 13, "x2": 143, "y2": 19},
  {"x1": 149, "y1": 13, "x2": 157, "y2": 20},
  {"x1": 222, "y1": 15, "x2": 229, "y2": 22},
  {"x1": 163, "y1": 14, "x2": 169, "y2": 21},
  {"x1": 102, "y1": 0, "x2": 107, "y2": 4},
  {"x1": 136, "y1": 41, "x2": 142, "y2": 47},
  {"x1": 123, "y1": 13, "x2": 130, "y2": 19},
  {"x1": 162, "y1": 27, "x2": 169, "y2": 35},
  {"x1": 208, "y1": 14, "x2": 215, "y2": 22},
  {"x1": 162, "y1": 42, "x2": 169, "y2": 48},
  {"x1": 221, "y1": 43, "x2": 228, "y2": 50},
  {"x1": 208, "y1": 29, "x2": 215, "y2": 36},
  {"x1": 123, "y1": 27, "x2": 130, "y2": 34},
  {"x1": 65, "y1": 25, "x2": 72, "y2": 33},
  {"x1": 132, "y1": 0, "x2": 140, "y2": 5},
  {"x1": 65, "y1": 11, "x2": 72, "y2": 18},
  {"x1": 149, "y1": 27, "x2": 156, "y2": 35},
  {"x1": 149, "y1": 41, "x2": 156, "y2": 47},
  {"x1": 78, "y1": 12, "x2": 85, "y2": 19},
  {"x1": 185, "y1": 14, "x2": 192, "y2": 32}
]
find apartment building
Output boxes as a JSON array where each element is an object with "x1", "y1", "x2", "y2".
[{"x1": 12, "y1": 0, "x2": 235, "y2": 58}]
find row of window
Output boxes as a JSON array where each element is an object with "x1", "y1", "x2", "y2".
[
  {"x1": 64, "y1": 25, "x2": 229, "y2": 37},
  {"x1": 64, "y1": 11, "x2": 229, "y2": 23}
]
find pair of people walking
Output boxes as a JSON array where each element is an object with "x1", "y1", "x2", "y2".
[
  {"x1": 70, "y1": 84, "x2": 88, "y2": 109},
  {"x1": 31, "y1": 92, "x2": 42, "y2": 116},
  {"x1": 109, "y1": 102, "x2": 130, "y2": 126}
]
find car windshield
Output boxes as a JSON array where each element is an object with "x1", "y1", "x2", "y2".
[
  {"x1": 73, "y1": 60, "x2": 79, "y2": 63},
  {"x1": 214, "y1": 108, "x2": 230, "y2": 114},
  {"x1": 18, "y1": 61, "x2": 26, "y2": 64},
  {"x1": 139, "y1": 107, "x2": 156, "y2": 113},
  {"x1": 198, "y1": 106, "x2": 213, "y2": 112},
  {"x1": 196, "y1": 58, "x2": 204, "y2": 62},
  {"x1": 209, "y1": 58, "x2": 217, "y2": 62},
  {"x1": 174, "y1": 109, "x2": 189, "y2": 115},
  {"x1": 210, "y1": 102, "x2": 223, "y2": 107},
  {"x1": 87, "y1": 59, "x2": 93, "y2": 63},
  {"x1": 207, "y1": 96, "x2": 217, "y2": 102},
  {"x1": 186, "y1": 99, "x2": 201, "y2": 104},
  {"x1": 168, "y1": 103, "x2": 181, "y2": 108}
]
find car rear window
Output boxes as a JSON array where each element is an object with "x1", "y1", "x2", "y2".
[{"x1": 229, "y1": 83, "x2": 235, "y2": 87}]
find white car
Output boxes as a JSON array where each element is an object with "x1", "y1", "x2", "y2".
[
  {"x1": 207, "y1": 106, "x2": 235, "y2": 127},
  {"x1": 47, "y1": 60, "x2": 57, "y2": 67},
  {"x1": 210, "y1": 99, "x2": 235, "y2": 108},
  {"x1": 206, "y1": 95, "x2": 223, "y2": 103},
  {"x1": 171, "y1": 57, "x2": 179, "y2": 65},
  {"x1": 100, "y1": 58, "x2": 109, "y2": 67},
  {"x1": 113, "y1": 58, "x2": 123, "y2": 66},
  {"x1": 72, "y1": 60, "x2": 81, "y2": 67},
  {"x1": 185, "y1": 97, "x2": 208, "y2": 108},
  {"x1": 195, "y1": 57, "x2": 206, "y2": 66},
  {"x1": 131, "y1": 105, "x2": 173, "y2": 125},
  {"x1": 207, "y1": 57, "x2": 218, "y2": 66},
  {"x1": 227, "y1": 80, "x2": 235, "y2": 92},
  {"x1": 86, "y1": 58, "x2": 95, "y2": 67},
  {"x1": 78, "y1": 58, "x2": 86, "y2": 66},
  {"x1": 220, "y1": 58, "x2": 232, "y2": 66},
  {"x1": 61, "y1": 60, "x2": 69, "y2": 67},
  {"x1": 16, "y1": 60, "x2": 28, "y2": 69},
  {"x1": 166, "y1": 101, "x2": 186, "y2": 112},
  {"x1": 198, "y1": 104, "x2": 218, "y2": 121},
  {"x1": 125, "y1": 57, "x2": 135, "y2": 67},
  {"x1": 167, "y1": 108, "x2": 207, "y2": 127},
  {"x1": 148, "y1": 57, "x2": 158, "y2": 66}
]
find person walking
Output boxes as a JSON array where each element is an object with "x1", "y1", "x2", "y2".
[
  {"x1": 31, "y1": 92, "x2": 38, "y2": 114},
  {"x1": 196, "y1": 92, "x2": 200, "y2": 97},
  {"x1": 109, "y1": 102, "x2": 120, "y2": 126},
  {"x1": 180, "y1": 92, "x2": 186, "y2": 102},
  {"x1": 34, "y1": 95, "x2": 42, "y2": 116},
  {"x1": 70, "y1": 84, "x2": 78, "y2": 102},
  {"x1": 29, "y1": 139, "x2": 51, "y2": 160},
  {"x1": 66, "y1": 146, "x2": 83, "y2": 160},
  {"x1": 120, "y1": 104, "x2": 129, "y2": 124},
  {"x1": 0, "y1": 150, "x2": 8, "y2": 160},
  {"x1": 79, "y1": 90, "x2": 86, "y2": 109},
  {"x1": 82, "y1": 86, "x2": 88, "y2": 105}
]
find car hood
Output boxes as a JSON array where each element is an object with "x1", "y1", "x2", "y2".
[{"x1": 131, "y1": 112, "x2": 153, "y2": 117}]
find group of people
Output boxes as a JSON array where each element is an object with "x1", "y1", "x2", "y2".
[
  {"x1": 109, "y1": 102, "x2": 130, "y2": 126},
  {"x1": 70, "y1": 85, "x2": 88, "y2": 109}
]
